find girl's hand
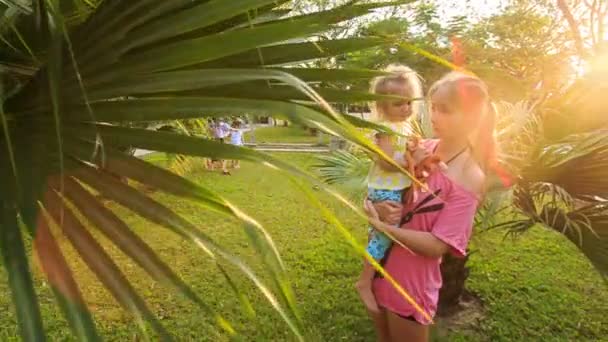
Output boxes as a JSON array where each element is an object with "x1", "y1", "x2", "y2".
[
  {"x1": 412, "y1": 144, "x2": 430, "y2": 164},
  {"x1": 373, "y1": 201, "x2": 403, "y2": 225},
  {"x1": 407, "y1": 137, "x2": 429, "y2": 164},
  {"x1": 406, "y1": 136, "x2": 419, "y2": 152}
]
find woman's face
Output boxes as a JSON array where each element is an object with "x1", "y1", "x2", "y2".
[
  {"x1": 430, "y1": 85, "x2": 479, "y2": 140},
  {"x1": 380, "y1": 81, "x2": 413, "y2": 122}
]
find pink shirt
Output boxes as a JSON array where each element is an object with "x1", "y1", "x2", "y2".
[{"x1": 373, "y1": 139, "x2": 479, "y2": 325}]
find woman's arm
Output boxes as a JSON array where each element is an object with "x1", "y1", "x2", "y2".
[
  {"x1": 368, "y1": 167, "x2": 481, "y2": 259},
  {"x1": 372, "y1": 201, "x2": 403, "y2": 224},
  {"x1": 366, "y1": 201, "x2": 449, "y2": 258},
  {"x1": 368, "y1": 217, "x2": 449, "y2": 258}
]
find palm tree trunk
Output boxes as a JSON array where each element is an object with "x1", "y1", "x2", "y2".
[{"x1": 438, "y1": 251, "x2": 471, "y2": 316}]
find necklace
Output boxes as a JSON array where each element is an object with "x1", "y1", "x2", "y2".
[
  {"x1": 433, "y1": 142, "x2": 469, "y2": 166},
  {"x1": 445, "y1": 145, "x2": 469, "y2": 165},
  {"x1": 417, "y1": 142, "x2": 469, "y2": 195}
]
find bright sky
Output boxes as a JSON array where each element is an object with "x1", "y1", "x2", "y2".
[
  {"x1": 437, "y1": 0, "x2": 508, "y2": 21},
  {"x1": 403, "y1": 0, "x2": 509, "y2": 22},
  {"x1": 368, "y1": 0, "x2": 509, "y2": 29}
]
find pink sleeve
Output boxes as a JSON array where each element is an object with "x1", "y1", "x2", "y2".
[
  {"x1": 421, "y1": 139, "x2": 439, "y2": 150},
  {"x1": 431, "y1": 188, "x2": 478, "y2": 257}
]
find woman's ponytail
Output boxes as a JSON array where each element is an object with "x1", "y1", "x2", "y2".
[{"x1": 471, "y1": 101, "x2": 497, "y2": 172}]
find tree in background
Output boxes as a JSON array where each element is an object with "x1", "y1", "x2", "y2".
[
  {"x1": 341, "y1": 3, "x2": 449, "y2": 88},
  {"x1": 340, "y1": 1, "x2": 576, "y2": 101},
  {"x1": 557, "y1": 0, "x2": 608, "y2": 57},
  {"x1": 463, "y1": 1, "x2": 575, "y2": 100}
]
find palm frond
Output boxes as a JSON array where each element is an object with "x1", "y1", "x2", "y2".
[
  {"x1": 542, "y1": 69, "x2": 608, "y2": 140},
  {"x1": 494, "y1": 100, "x2": 544, "y2": 174},
  {"x1": 521, "y1": 131, "x2": 608, "y2": 200},
  {"x1": 540, "y1": 202, "x2": 608, "y2": 279},
  {"x1": 314, "y1": 149, "x2": 370, "y2": 198}
]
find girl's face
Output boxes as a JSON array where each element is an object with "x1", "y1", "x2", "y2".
[
  {"x1": 430, "y1": 85, "x2": 479, "y2": 140},
  {"x1": 379, "y1": 81, "x2": 413, "y2": 122}
]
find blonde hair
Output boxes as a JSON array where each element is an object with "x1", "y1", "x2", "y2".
[
  {"x1": 369, "y1": 64, "x2": 423, "y2": 121},
  {"x1": 428, "y1": 71, "x2": 497, "y2": 171}
]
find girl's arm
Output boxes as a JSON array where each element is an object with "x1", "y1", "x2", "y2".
[
  {"x1": 375, "y1": 136, "x2": 429, "y2": 172},
  {"x1": 374, "y1": 134, "x2": 400, "y2": 171}
]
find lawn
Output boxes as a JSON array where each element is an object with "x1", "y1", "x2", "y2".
[
  {"x1": 0, "y1": 153, "x2": 606, "y2": 341},
  {"x1": 244, "y1": 126, "x2": 331, "y2": 145}
]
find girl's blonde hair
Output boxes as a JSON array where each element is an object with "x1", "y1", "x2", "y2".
[
  {"x1": 428, "y1": 71, "x2": 497, "y2": 172},
  {"x1": 369, "y1": 64, "x2": 423, "y2": 121}
]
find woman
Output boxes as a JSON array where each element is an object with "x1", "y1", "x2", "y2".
[{"x1": 364, "y1": 71, "x2": 497, "y2": 342}]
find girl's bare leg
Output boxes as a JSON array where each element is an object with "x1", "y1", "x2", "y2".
[
  {"x1": 356, "y1": 260, "x2": 379, "y2": 313},
  {"x1": 221, "y1": 160, "x2": 230, "y2": 175},
  {"x1": 369, "y1": 307, "x2": 390, "y2": 342},
  {"x1": 386, "y1": 310, "x2": 428, "y2": 342}
]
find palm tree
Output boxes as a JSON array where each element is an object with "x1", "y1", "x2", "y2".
[
  {"x1": 491, "y1": 70, "x2": 608, "y2": 280},
  {"x1": 314, "y1": 70, "x2": 608, "y2": 316},
  {"x1": 0, "y1": 0, "x2": 417, "y2": 340}
]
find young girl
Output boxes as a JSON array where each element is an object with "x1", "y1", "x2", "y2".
[
  {"x1": 364, "y1": 71, "x2": 496, "y2": 342},
  {"x1": 229, "y1": 120, "x2": 248, "y2": 169},
  {"x1": 356, "y1": 64, "x2": 423, "y2": 313}
]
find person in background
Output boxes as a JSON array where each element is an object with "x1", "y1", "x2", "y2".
[
  {"x1": 228, "y1": 119, "x2": 248, "y2": 169},
  {"x1": 217, "y1": 118, "x2": 232, "y2": 175},
  {"x1": 206, "y1": 118, "x2": 217, "y2": 170},
  {"x1": 208, "y1": 118, "x2": 231, "y2": 174}
]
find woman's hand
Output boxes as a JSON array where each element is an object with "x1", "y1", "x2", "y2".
[
  {"x1": 364, "y1": 200, "x2": 380, "y2": 220},
  {"x1": 373, "y1": 201, "x2": 403, "y2": 225},
  {"x1": 364, "y1": 200, "x2": 392, "y2": 234}
]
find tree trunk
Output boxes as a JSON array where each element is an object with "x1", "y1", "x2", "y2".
[
  {"x1": 557, "y1": 0, "x2": 587, "y2": 58},
  {"x1": 437, "y1": 251, "x2": 471, "y2": 316}
]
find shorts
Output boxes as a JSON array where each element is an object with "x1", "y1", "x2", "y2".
[
  {"x1": 366, "y1": 188, "x2": 404, "y2": 261},
  {"x1": 211, "y1": 138, "x2": 224, "y2": 162}
]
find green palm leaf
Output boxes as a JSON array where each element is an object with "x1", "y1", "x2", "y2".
[
  {"x1": 536, "y1": 203, "x2": 608, "y2": 279},
  {"x1": 521, "y1": 132, "x2": 608, "y2": 200},
  {"x1": 59, "y1": 176, "x2": 237, "y2": 334},
  {"x1": 67, "y1": 162, "x2": 304, "y2": 338},
  {"x1": 314, "y1": 149, "x2": 370, "y2": 198},
  {"x1": 0, "y1": 204, "x2": 45, "y2": 341},
  {"x1": 490, "y1": 92, "x2": 608, "y2": 280},
  {"x1": 42, "y1": 195, "x2": 173, "y2": 340},
  {"x1": 34, "y1": 212, "x2": 101, "y2": 341},
  {"x1": 198, "y1": 37, "x2": 388, "y2": 69},
  {"x1": 0, "y1": 0, "x2": 422, "y2": 340}
]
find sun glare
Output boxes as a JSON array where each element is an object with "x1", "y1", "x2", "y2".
[{"x1": 589, "y1": 50, "x2": 608, "y2": 73}]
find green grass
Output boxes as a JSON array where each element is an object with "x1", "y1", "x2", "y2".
[
  {"x1": 244, "y1": 126, "x2": 331, "y2": 145},
  {"x1": 0, "y1": 153, "x2": 606, "y2": 341}
]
